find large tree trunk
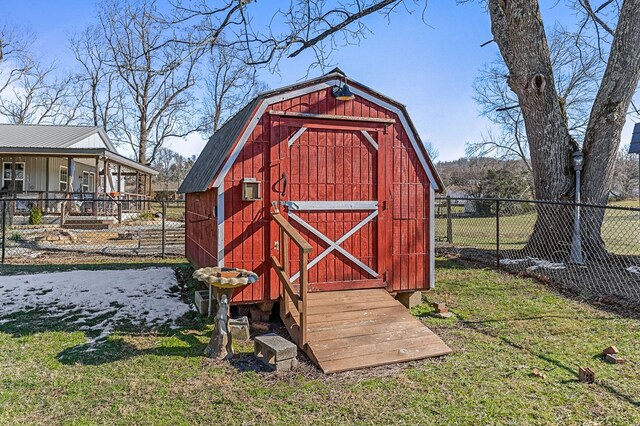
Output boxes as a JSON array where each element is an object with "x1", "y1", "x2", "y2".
[
  {"x1": 580, "y1": 0, "x2": 640, "y2": 258},
  {"x1": 489, "y1": 0, "x2": 640, "y2": 261},
  {"x1": 488, "y1": 0, "x2": 577, "y2": 257}
]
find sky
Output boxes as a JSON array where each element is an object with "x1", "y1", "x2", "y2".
[{"x1": 1, "y1": 0, "x2": 638, "y2": 162}]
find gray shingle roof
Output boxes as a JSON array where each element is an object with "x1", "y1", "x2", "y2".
[
  {"x1": 178, "y1": 99, "x2": 259, "y2": 194},
  {"x1": 0, "y1": 124, "x2": 110, "y2": 149}
]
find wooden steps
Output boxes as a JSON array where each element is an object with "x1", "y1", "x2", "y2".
[
  {"x1": 62, "y1": 217, "x2": 115, "y2": 230},
  {"x1": 282, "y1": 288, "x2": 452, "y2": 373},
  {"x1": 136, "y1": 228, "x2": 185, "y2": 255}
]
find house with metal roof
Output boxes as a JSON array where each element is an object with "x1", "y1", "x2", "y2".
[{"x1": 0, "y1": 124, "x2": 157, "y2": 221}]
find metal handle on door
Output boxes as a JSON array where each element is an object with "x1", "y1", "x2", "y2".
[{"x1": 281, "y1": 172, "x2": 287, "y2": 196}]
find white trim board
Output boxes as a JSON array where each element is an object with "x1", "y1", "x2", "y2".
[
  {"x1": 282, "y1": 200, "x2": 377, "y2": 211},
  {"x1": 217, "y1": 185, "x2": 225, "y2": 267},
  {"x1": 288, "y1": 209, "x2": 379, "y2": 282},
  {"x1": 287, "y1": 127, "x2": 307, "y2": 147},
  {"x1": 429, "y1": 186, "x2": 435, "y2": 289},
  {"x1": 211, "y1": 78, "x2": 439, "y2": 190},
  {"x1": 360, "y1": 130, "x2": 379, "y2": 150}
]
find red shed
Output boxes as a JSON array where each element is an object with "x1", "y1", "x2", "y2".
[
  {"x1": 179, "y1": 68, "x2": 444, "y2": 303},
  {"x1": 179, "y1": 69, "x2": 449, "y2": 372}
]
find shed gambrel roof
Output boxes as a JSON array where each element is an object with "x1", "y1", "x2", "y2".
[{"x1": 178, "y1": 70, "x2": 444, "y2": 193}]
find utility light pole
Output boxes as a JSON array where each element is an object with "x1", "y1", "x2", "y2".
[{"x1": 570, "y1": 150, "x2": 584, "y2": 265}]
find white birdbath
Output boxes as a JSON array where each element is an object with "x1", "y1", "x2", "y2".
[{"x1": 193, "y1": 267, "x2": 258, "y2": 359}]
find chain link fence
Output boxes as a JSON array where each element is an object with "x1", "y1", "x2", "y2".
[
  {"x1": 436, "y1": 196, "x2": 640, "y2": 308},
  {"x1": 0, "y1": 198, "x2": 185, "y2": 264}
]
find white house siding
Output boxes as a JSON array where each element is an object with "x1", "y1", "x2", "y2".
[
  {"x1": 0, "y1": 156, "x2": 47, "y2": 192},
  {"x1": 0, "y1": 156, "x2": 99, "y2": 194},
  {"x1": 69, "y1": 133, "x2": 108, "y2": 149}
]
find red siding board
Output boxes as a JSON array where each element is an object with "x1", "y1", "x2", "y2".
[{"x1": 193, "y1": 87, "x2": 435, "y2": 304}]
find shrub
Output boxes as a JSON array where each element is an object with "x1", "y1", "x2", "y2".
[
  {"x1": 9, "y1": 231, "x2": 22, "y2": 241},
  {"x1": 137, "y1": 211, "x2": 157, "y2": 220},
  {"x1": 29, "y1": 205, "x2": 43, "y2": 225}
]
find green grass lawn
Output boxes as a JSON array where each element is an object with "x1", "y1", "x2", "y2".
[
  {"x1": 1, "y1": 259, "x2": 639, "y2": 425},
  {"x1": 435, "y1": 202, "x2": 640, "y2": 255}
]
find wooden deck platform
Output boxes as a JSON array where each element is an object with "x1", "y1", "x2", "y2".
[{"x1": 281, "y1": 288, "x2": 452, "y2": 373}]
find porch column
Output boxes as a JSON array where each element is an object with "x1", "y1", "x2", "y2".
[
  {"x1": 61, "y1": 157, "x2": 72, "y2": 225},
  {"x1": 45, "y1": 157, "x2": 50, "y2": 200},
  {"x1": 10, "y1": 157, "x2": 16, "y2": 197},
  {"x1": 103, "y1": 160, "x2": 109, "y2": 193},
  {"x1": 44, "y1": 157, "x2": 50, "y2": 212},
  {"x1": 93, "y1": 156, "x2": 99, "y2": 214},
  {"x1": 117, "y1": 164, "x2": 122, "y2": 223},
  {"x1": 135, "y1": 172, "x2": 140, "y2": 211}
]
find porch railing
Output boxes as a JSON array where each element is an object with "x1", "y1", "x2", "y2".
[{"x1": 270, "y1": 211, "x2": 313, "y2": 348}]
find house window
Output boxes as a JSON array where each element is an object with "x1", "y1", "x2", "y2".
[
  {"x1": 2, "y1": 162, "x2": 25, "y2": 193},
  {"x1": 59, "y1": 166, "x2": 68, "y2": 192},
  {"x1": 81, "y1": 171, "x2": 95, "y2": 193}
]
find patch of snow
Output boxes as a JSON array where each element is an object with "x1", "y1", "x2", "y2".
[
  {"x1": 499, "y1": 258, "x2": 529, "y2": 265},
  {"x1": 527, "y1": 259, "x2": 565, "y2": 271},
  {"x1": 499, "y1": 256, "x2": 565, "y2": 271},
  {"x1": 0, "y1": 268, "x2": 192, "y2": 344},
  {"x1": 627, "y1": 266, "x2": 640, "y2": 275}
]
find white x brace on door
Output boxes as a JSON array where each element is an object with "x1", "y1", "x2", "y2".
[{"x1": 282, "y1": 200, "x2": 379, "y2": 282}]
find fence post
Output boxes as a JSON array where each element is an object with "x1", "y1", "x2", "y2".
[
  {"x1": 161, "y1": 201, "x2": 166, "y2": 258},
  {"x1": 446, "y1": 195, "x2": 453, "y2": 244},
  {"x1": 1, "y1": 200, "x2": 6, "y2": 264},
  {"x1": 496, "y1": 199, "x2": 500, "y2": 269}
]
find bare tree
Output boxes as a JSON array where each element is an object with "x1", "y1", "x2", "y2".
[
  {"x1": 468, "y1": 28, "x2": 604, "y2": 173},
  {"x1": 0, "y1": 24, "x2": 32, "y2": 95},
  {"x1": 0, "y1": 56, "x2": 81, "y2": 125},
  {"x1": 70, "y1": 26, "x2": 122, "y2": 133},
  {"x1": 200, "y1": 45, "x2": 267, "y2": 134},
  {"x1": 485, "y1": 0, "x2": 640, "y2": 258},
  {"x1": 98, "y1": 0, "x2": 205, "y2": 165},
  {"x1": 611, "y1": 143, "x2": 639, "y2": 199},
  {"x1": 167, "y1": 1, "x2": 422, "y2": 71},
  {"x1": 152, "y1": 146, "x2": 195, "y2": 192},
  {"x1": 0, "y1": 23, "x2": 30, "y2": 65}
]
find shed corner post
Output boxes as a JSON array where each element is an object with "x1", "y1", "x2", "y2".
[
  {"x1": 216, "y1": 185, "x2": 225, "y2": 268},
  {"x1": 446, "y1": 195, "x2": 452, "y2": 244},
  {"x1": 429, "y1": 186, "x2": 436, "y2": 290}
]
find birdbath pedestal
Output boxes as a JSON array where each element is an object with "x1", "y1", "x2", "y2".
[{"x1": 193, "y1": 267, "x2": 258, "y2": 360}]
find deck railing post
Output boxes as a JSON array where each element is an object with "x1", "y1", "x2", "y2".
[
  {"x1": 1, "y1": 200, "x2": 6, "y2": 264},
  {"x1": 446, "y1": 195, "x2": 453, "y2": 244},
  {"x1": 496, "y1": 199, "x2": 500, "y2": 269},
  {"x1": 282, "y1": 228, "x2": 290, "y2": 318},
  {"x1": 299, "y1": 252, "x2": 308, "y2": 347},
  {"x1": 161, "y1": 201, "x2": 166, "y2": 258}
]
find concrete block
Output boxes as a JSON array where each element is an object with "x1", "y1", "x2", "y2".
[
  {"x1": 605, "y1": 354, "x2": 625, "y2": 364},
  {"x1": 254, "y1": 333, "x2": 298, "y2": 371},
  {"x1": 250, "y1": 320, "x2": 270, "y2": 332},
  {"x1": 194, "y1": 290, "x2": 210, "y2": 315},
  {"x1": 229, "y1": 316, "x2": 250, "y2": 340},
  {"x1": 395, "y1": 291, "x2": 422, "y2": 308},
  {"x1": 250, "y1": 307, "x2": 271, "y2": 323},
  {"x1": 275, "y1": 357, "x2": 299, "y2": 371},
  {"x1": 432, "y1": 302, "x2": 448, "y2": 313},
  {"x1": 578, "y1": 366, "x2": 595, "y2": 383}
]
